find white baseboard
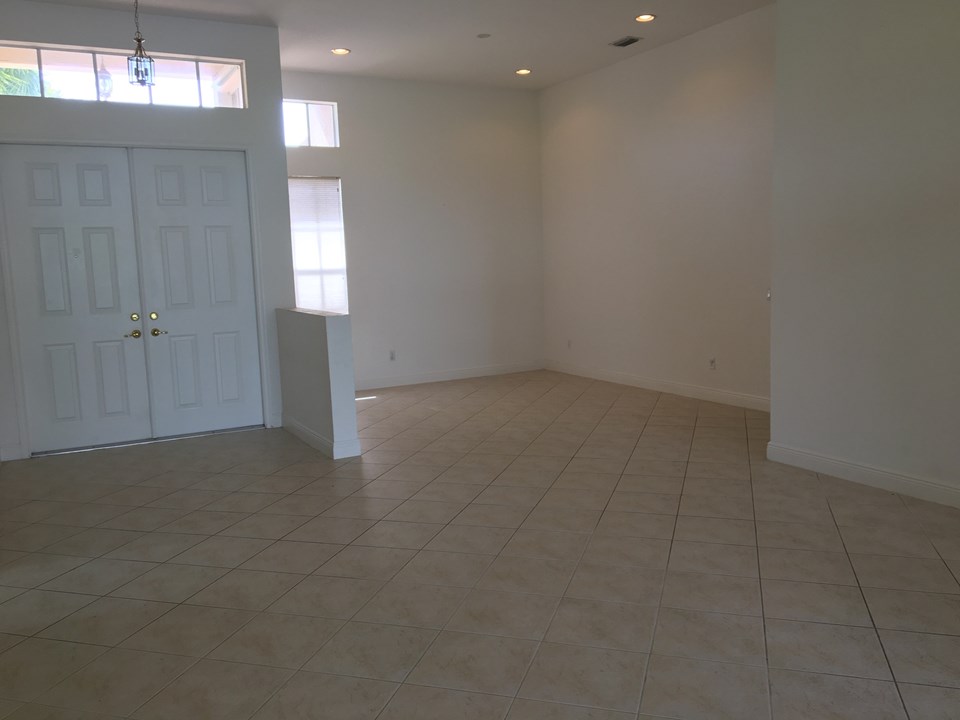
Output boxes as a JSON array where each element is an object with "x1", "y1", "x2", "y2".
[
  {"x1": 0, "y1": 444, "x2": 25, "y2": 462},
  {"x1": 545, "y1": 361, "x2": 770, "y2": 412},
  {"x1": 767, "y1": 442, "x2": 960, "y2": 509},
  {"x1": 356, "y1": 361, "x2": 545, "y2": 392},
  {"x1": 282, "y1": 416, "x2": 361, "y2": 460}
]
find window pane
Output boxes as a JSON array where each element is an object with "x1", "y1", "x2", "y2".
[
  {"x1": 293, "y1": 273, "x2": 325, "y2": 313},
  {"x1": 283, "y1": 101, "x2": 309, "y2": 147},
  {"x1": 319, "y1": 273, "x2": 348, "y2": 313},
  {"x1": 292, "y1": 231, "x2": 322, "y2": 270},
  {"x1": 40, "y1": 49, "x2": 96, "y2": 101},
  {"x1": 95, "y1": 53, "x2": 150, "y2": 104},
  {"x1": 199, "y1": 62, "x2": 244, "y2": 108},
  {"x1": 150, "y1": 58, "x2": 200, "y2": 107},
  {"x1": 0, "y1": 46, "x2": 41, "y2": 97},
  {"x1": 307, "y1": 102, "x2": 339, "y2": 147},
  {"x1": 319, "y1": 231, "x2": 346, "y2": 269}
]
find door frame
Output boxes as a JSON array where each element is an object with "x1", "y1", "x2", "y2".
[{"x1": 0, "y1": 141, "x2": 271, "y2": 456}]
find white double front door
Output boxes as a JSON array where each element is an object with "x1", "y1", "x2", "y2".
[{"x1": 0, "y1": 145, "x2": 263, "y2": 453}]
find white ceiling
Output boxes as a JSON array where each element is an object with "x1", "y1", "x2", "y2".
[{"x1": 45, "y1": 0, "x2": 772, "y2": 89}]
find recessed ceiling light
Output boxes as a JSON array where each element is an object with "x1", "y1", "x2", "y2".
[
  {"x1": 635, "y1": 14, "x2": 656, "y2": 23},
  {"x1": 515, "y1": 68, "x2": 532, "y2": 76},
  {"x1": 331, "y1": 48, "x2": 351, "y2": 55}
]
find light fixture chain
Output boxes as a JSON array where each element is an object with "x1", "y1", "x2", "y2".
[{"x1": 128, "y1": 0, "x2": 155, "y2": 86}]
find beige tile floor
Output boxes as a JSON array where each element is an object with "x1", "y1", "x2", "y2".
[{"x1": 0, "y1": 370, "x2": 958, "y2": 719}]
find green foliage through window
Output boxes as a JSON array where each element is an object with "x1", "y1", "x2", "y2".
[{"x1": 0, "y1": 67, "x2": 41, "y2": 97}]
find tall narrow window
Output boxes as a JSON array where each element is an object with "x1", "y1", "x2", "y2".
[{"x1": 288, "y1": 177, "x2": 349, "y2": 314}]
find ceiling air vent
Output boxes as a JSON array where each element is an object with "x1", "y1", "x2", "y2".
[{"x1": 610, "y1": 36, "x2": 641, "y2": 48}]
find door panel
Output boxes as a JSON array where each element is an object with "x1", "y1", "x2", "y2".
[
  {"x1": 131, "y1": 148, "x2": 263, "y2": 437},
  {"x1": 0, "y1": 145, "x2": 152, "y2": 451}
]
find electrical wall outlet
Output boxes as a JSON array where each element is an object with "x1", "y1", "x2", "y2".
[
  {"x1": 389, "y1": 350, "x2": 396, "y2": 361},
  {"x1": 709, "y1": 357, "x2": 717, "y2": 370}
]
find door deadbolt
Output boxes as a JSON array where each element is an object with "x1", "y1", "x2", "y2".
[
  {"x1": 149, "y1": 311, "x2": 159, "y2": 320},
  {"x1": 130, "y1": 312, "x2": 140, "y2": 321}
]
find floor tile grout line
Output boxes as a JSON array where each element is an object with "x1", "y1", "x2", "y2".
[
  {"x1": 109, "y1": 456, "x2": 436, "y2": 717},
  {"x1": 502, "y1": 376, "x2": 632, "y2": 717},
  {"x1": 935, "y1": 535, "x2": 960, "y2": 587},
  {"x1": 408, "y1": 383, "x2": 632, "y2": 704},
  {"x1": 389, "y1": 376, "x2": 609, "y2": 714},
  {"x1": 15, "y1": 647, "x2": 933, "y2": 719},
  {"x1": 30, "y1": 639, "x2": 203, "y2": 717},
  {"x1": 3, "y1": 375, "x2": 959, "y2": 717},
  {"x1": 361, "y1": 377, "x2": 553, "y2": 464},
  {"x1": 20, "y1": 552, "x2": 265, "y2": 651},
  {"x1": 633, "y1": 392, "x2": 680, "y2": 717},
  {"x1": 122, "y1": 653, "x2": 263, "y2": 720},
  {"x1": 23, "y1": 555, "x2": 960, "y2": 636},
  {"x1": 236, "y1": 626, "x2": 387, "y2": 720},
  {"x1": 640, "y1": 399, "x2": 716, "y2": 718},
  {"x1": 354, "y1": 380, "x2": 563, "y2": 491},
  {"x1": 746, "y1": 407, "x2": 776, "y2": 720},
  {"x1": 356, "y1": 377, "x2": 569, "y2": 720},
  {"x1": 511, "y1": 382, "x2": 664, "y2": 713},
  {"x1": 830, "y1": 498, "x2": 914, "y2": 719}
]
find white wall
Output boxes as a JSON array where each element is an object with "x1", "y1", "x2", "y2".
[
  {"x1": 769, "y1": 0, "x2": 960, "y2": 504},
  {"x1": 540, "y1": 6, "x2": 776, "y2": 410},
  {"x1": 283, "y1": 72, "x2": 544, "y2": 390},
  {"x1": 0, "y1": 0, "x2": 293, "y2": 459},
  {"x1": 277, "y1": 309, "x2": 360, "y2": 459}
]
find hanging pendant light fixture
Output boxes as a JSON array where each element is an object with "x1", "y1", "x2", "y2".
[
  {"x1": 127, "y1": 0, "x2": 155, "y2": 86},
  {"x1": 97, "y1": 58, "x2": 113, "y2": 98}
]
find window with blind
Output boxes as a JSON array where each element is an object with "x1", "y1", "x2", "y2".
[{"x1": 288, "y1": 177, "x2": 349, "y2": 314}]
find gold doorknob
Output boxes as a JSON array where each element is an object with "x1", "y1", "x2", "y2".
[
  {"x1": 151, "y1": 328, "x2": 168, "y2": 336},
  {"x1": 124, "y1": 329, "x2": 142, "y2": 339}
]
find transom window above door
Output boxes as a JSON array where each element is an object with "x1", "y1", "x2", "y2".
[{"x1": 0, "y1": 42, "x2": 245, "y2": 108}]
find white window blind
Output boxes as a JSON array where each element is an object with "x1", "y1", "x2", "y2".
[{"x1": 289, "y1": 177, "x2": 349, "y2": 314}]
